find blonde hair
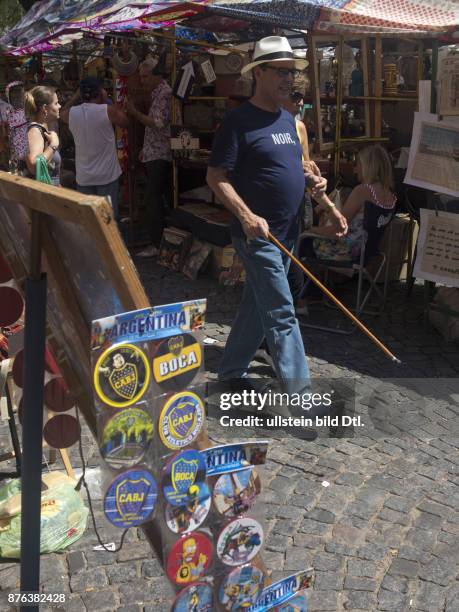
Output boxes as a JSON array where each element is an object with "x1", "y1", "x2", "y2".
[
  {"x1": 358, "y1": 145, "x2": 394, "y2": 191},
  {"x1": 24, "y1": 86, "x2": 56, "y2": 119}
]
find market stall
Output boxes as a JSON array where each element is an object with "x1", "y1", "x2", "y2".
[{"x1": 0, "y1": 2, "x2": 458, "y2": 610}]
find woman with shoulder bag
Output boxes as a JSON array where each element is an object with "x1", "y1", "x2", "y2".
[{"x1": 24, "y1": 86, "x2": 61, "y2": 185}]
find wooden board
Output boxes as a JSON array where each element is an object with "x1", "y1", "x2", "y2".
[{"x1": 0, "y1": 172, "x2": 149, "y2": 432}]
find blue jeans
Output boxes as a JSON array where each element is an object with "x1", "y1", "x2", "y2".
[
  {"x1": 219, "y1": 235, "x2": 310, "y2": 394},
  {"x1": 77, "y1": 178, "x2": 119, "y2": 220}
]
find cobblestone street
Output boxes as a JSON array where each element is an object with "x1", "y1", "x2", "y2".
[{"x1": 1, "y1": 259, "x2": 458, "y2": 611}]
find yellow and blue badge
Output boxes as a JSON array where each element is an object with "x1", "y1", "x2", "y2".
[
  {"x1": 151, "y1": 333, "x2": 202, "y2": 391},
  {"x1": 94, "y1": 343, "x2": 150, "y2": 408},
  {"x1": 103, "y1": 468, "x2": 157, "y2": 528},
  {"x1": 162, "y1": 449, "x2": 207, "y2": 506},
  {"x1": 159, "y1": 391, "x2": 205, "y2": 450}
]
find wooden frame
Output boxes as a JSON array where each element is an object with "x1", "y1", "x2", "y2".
[{"x1": 0, "y1": 172, "x2": 149, "y2": 433}]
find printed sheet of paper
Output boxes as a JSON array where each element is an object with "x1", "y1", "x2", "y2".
[
  {"x1": 413, "y1": 209, "x2": 459, "y2": 288},
  {"x1": 438, "y1": 55, "x2": 459, "y2": 116},
  {"x1": 404, "y1": 112, "x2": 459, "y2": 198}
]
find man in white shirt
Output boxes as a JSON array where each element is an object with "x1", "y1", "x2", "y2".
[{"x1": 61, "y1": 77, "x2": 128, "y2": 219}]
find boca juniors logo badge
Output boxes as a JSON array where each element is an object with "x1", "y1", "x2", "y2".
[
  {"x1": 166, "y1": 532, "x2": 213, "y2": 585},
  {"x1": 171, "y1": 582, "x2": 213, "y2": 612},
  {"x1": 100, "y1": 408, "x2": 153, "y2": 468},
  {"x1": 213, "y1": 466, "x2": 261, "y2": 517},
  {"x1": 94, "y1": 344, "x2": 150, "y2": 408},
  {"x1": 152, "y1": 333, "x2": 202, "y2": 391},
  {"x1": 216, "y1": 517, "x2": 264, "y2": 566},
  {"x1": 104, "y1": 468, "x2": 157, "y2": 528},
  {"x1": 162, "y1": 449, "x2": 207, "y2": 506},
  {"x1": 159, "y1": 391, "x2": 205, "y2": 449},
  {"x1": 219, "y1": 564, "x2": 265, "y2": 611},
  {"x1": 165, "y1": 484, "x2": 211, "y2": 534}
]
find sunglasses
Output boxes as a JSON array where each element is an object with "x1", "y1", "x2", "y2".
[{"x1": 262, "y1": 66, "x2": 302, "y2": 79}]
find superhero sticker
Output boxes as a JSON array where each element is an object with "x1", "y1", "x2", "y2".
[
  {"x1": 171, "y1": 582, "x2": 213, "y2": 612},
  {"x1": 216, "y1": 517, "x2": 264, "y2": 566},
  {"x1": 213, "y1": 466, "x2": 261, "y2": 517},
  {"x1": 165, "y1": 485, "x2": 211, "y2": 534},
  {"x1": 166, "y1": 533, "x2": 213, "y2": 585},
  {"x1": 162, "y1": 449, "x2": 207, "y2": 506},
  {"x1": 104, "y1": 468, "x2": 157, "y2": 528},
  {"x1": 100, "y1": 408, "x2": 153, "y2": 468},
  {"x1": 219, "y1": 564, "x2": 265, "y2": 611},
  {"x1": 151, "y1": 333, "x2": 202, "y2": 391},
  {"x1": 159, "y1": 391, "x2": 205, "y2": 450},
  {"x1": 94, "y1": 344, "x2": 150, "y2": 408}
]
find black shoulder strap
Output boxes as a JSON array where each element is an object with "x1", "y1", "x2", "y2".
[{"x1": 28, "y1": 122, "x2": 47, "y2": 139}]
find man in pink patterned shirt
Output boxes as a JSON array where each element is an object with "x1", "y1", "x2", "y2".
[{"x1": 126, "y1": 58, "x2": 172, "y2": 257}]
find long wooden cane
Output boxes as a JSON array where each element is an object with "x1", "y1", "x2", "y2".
[{"x1": 268, "y1": 232, "x2": 401, "y2": 364}]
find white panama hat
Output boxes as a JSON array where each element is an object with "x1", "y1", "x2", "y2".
[{"x1": 241, "y1": 36, "x2": 308, "y2": 75}]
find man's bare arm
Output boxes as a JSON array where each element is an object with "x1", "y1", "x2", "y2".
[{"x1": 206, "y1": 166, "x2": 269, "y2": 239}]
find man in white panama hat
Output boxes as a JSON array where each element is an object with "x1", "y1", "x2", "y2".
[{"x1": 207, "y1": 36, "x2": 347, "y2": 422}]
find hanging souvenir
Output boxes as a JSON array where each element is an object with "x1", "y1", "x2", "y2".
[{"x1": 216, "y1": 517, "x2": 264, "y2": 567}]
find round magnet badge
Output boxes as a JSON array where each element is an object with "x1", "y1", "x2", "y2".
[
  {"x1": 166, "y1": 532, "x2": 213, "y2": 585},
  {"x1": 162, "y1": 449, "x2": 207, "y2": 506},
  {"x1": 276, "y1": 593, "x2": 308, "y2": 611},
  {"x1": 104, "y1": 468, "x2": 157, "y2": 528},
  {"x1": 152, "y1": 333, "x2": 202, "y2": 391},
  {"x1": 171, "y1": 582, "x2": 213, "y2": 612},
  {"x1": 219, "y1": 564, "x2": 265, "y2": 611},
  {"x1": 165, "y1": 484, "x2": 211, "y2": 534},
  {"x1": 100, "y1": 408, "x2": 153, "y2": 468},
  {"x1": 94, "y1": 344, "x2": 150, "y2": 408},
  {"x1": 159, "y1": 391, "x2": 205, "y2": 450},
  {"x1": 216, "y1": 517, "x2": 264, "y2": 567},
  {"x1": 213, "y1": 466, "x2": 261, "y2": 518}
]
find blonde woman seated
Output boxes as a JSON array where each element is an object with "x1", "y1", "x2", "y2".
[{"x1": 305, "y1": 145, "x2": 396, "y2": 262}]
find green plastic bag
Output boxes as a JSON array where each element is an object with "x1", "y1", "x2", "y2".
[
  {"x1": 35, "y1": 154, "x2": 52, "y2": 185},
  {"x1": 0, "y1": 477, "x2": 89, "y2": 558}
]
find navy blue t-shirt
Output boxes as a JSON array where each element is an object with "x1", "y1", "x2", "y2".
[{"x1": 209, "y1": 101, "x2": 305, "y2": 241}]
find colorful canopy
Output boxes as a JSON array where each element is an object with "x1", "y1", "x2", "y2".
[
  {"x1": 207, "y1": 0, "x2": 458, "y2": 35},
  {"x1": 0, "y1": 1, "x2": 209, "y2": 55},
  {"x1": 1, "y1": 0, "x2": 457, "y2": 55}
]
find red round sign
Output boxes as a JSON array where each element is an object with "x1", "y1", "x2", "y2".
[
  {"x1": 166, "y1": 532, "x2": 213, "y2": 585},
  {"x1": 44, "y1": 377, "x2": 74, "y2": 413},
  {"x1": 0, "y1": 286, "x2": 23, "y2": 327}
]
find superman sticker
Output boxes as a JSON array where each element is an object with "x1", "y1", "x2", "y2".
[
  {"x1": 162, "y1": 449, "x2": 207, "y2": 506},
  {"x1": 159, "y1": 391, "x2": 205, "y2": 450},
  {"x1": 94, "y1": 344, "x2": 150, "y2": 408},
  {"x1": 103, "y1": 468, "x2": 157, "y2": 528},
  {"x1": 151, "y1": 333, "x2": 202, "y2": 391}
]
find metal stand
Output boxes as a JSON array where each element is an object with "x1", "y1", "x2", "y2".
[{"x1": 20, "y1": 211, "x2": 47, "y2": 612}]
